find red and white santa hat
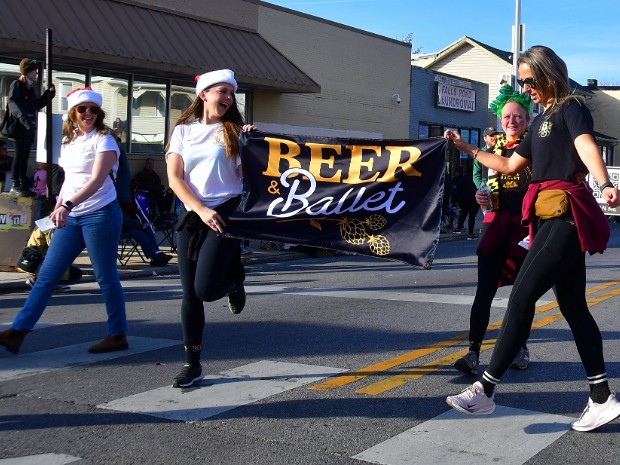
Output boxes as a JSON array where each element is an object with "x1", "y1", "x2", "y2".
[
  {"x1": 67, "y1": 87, "x2": 103, "y2": 110},
  {"x1": 195, "y1": 69, "x2": 237, "y2": 96}
]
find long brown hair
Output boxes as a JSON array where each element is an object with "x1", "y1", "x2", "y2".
[
  {"x1": 165, "y1": 89, "x2": 245, "y2": 157},
  {"x1": 62, "y1": 107, "x2": 111, "y2": 144},
  {"x1": 518, "y1": 45, "x2": 578, "y2": 116}
]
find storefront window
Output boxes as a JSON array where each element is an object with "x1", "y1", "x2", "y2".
[
  {"x1": 418, "y1": 124, "x2": 429, "y2": 139},
  {"x1": 98, "y1": 77, "x2": 129, "y2": 145},
  {"x1": 168, "y1": 84, "x2": 194, "y2": 138},
  {"x1": 49, "y1": 70, "x2": 86, "y2": 115},
  {"x1": 429, "y1": 125, "x2": 443, "y2": 138},
  {"x1": 131, "y1": 80, "x2": 166, "y2": 153}
]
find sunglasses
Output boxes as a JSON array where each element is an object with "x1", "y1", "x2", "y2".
[
  {"x1": 76, "y1": 105, "x2": 101, "y2": 114},
  {"x1": 517, "y1": 78, "x2": 537, "y2": 89}
]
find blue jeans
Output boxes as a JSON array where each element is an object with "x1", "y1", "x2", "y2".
[
  {"x1": 126, "y1": 226, "x2": 159, "y2": 258},
  {"x1": 12, "y1": 201, "x2": 127, "y2": 335}
]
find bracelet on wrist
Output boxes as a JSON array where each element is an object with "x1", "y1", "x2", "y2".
[
  {"x1": 61, "y1": 204, "x2": 72, "y2": 212},
  {"x1": 600, "y1": 181, "x2": 614, "y2": 190}
]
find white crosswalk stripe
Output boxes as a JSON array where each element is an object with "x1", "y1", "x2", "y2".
[
  {"x1": 353, "y1": 406, "x2": 572, "y2": 465},
  {"x1": 0, "y1": 453, "x2": 82, "y2": 465},
  {"x1": 115, "y1": 281, "x2": 553, "y2": 308},
  {"x1": 98, "y1": 360, "x2": 347, "y2": 422},
  {"x1": 0, "y1": 336, "x2": 177, "y2": 382}
]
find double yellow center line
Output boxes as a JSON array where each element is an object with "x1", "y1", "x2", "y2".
[{"x1": 309, "y1": 279, "x2": 620, "y2": 395}]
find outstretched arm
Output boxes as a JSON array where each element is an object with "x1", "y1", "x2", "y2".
[{"x1": 444, "y1": 129, "x2": 529, "y2": 175}]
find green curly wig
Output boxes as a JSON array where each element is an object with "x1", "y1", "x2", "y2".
[{"x1": 489, "y1": 84, "x2": 531, "y2": 118}]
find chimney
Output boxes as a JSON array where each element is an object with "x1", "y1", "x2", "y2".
[{"x1": 587, "y1": 79, "x2": 598, "y2": 87}]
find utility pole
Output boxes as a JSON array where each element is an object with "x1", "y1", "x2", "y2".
[
  {"x1": 45, "y1": 28, "x2": 53, "y2": 204},
  {"x1": 512, "y1": 0, "x2": 522, "y2": 88}
]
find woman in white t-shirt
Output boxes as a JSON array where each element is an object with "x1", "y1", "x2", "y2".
[
  {"x1": 166, "y1": 69, "x2": 255, "y2": 388},
  {"x1": 0, "y1": 88, "x2": 128, "y2": 356}
]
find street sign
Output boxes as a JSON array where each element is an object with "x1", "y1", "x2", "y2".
[{"x1": 588, "y1": 167, "x2": 620, "y2": 216}]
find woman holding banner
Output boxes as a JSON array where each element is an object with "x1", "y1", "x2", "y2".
[
  {"x1": 453, "y1": 84, "x2": 532, "y2": 375},
  {"x1": 165, "y1": 69, "x2": 256, "y2": 388},
  {"x1": 444, "y1": 45, "x2": 620, "y2": 431}
]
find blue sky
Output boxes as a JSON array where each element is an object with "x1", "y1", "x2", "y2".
[{"x1": 265, "y1": 0, "x2": 620, "y2": 86}]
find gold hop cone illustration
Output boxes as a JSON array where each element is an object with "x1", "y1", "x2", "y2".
[
  {"x1": 339, "y1": 217, "x2": 367, "y2": 245},
  {"x1": 365, "y1": 214, "x2": 387, "y2": 231},
  {"x1": 368, "y1": 235, "x2": 390, "y2": 256}
]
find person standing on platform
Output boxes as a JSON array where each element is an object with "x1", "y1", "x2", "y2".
[{"x1": 6, "y1": 58, "x2": 55, "y2": 196}]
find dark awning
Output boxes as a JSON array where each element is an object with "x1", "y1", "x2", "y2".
[{"x1": 0, "y1": 0, "x2": 320, "y2": 93}]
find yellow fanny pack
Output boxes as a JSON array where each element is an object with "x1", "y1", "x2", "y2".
[{"x1": 535, "y1": 189, "x2": 570, "y2": 220}]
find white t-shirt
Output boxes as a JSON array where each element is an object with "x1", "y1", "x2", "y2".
[
  {"x1": 166, "y1": 120, "x2": 242, "y2": 209},
  {"x1": 59, "y1": 130, "x2": 119, "y2": 216}
]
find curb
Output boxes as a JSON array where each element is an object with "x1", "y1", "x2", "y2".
[
  {"x1": 0, "y1": 234, "x2": 468, "y2": 293},
  {"x1": 0, "y1": 251, "x2": 309, "y2": 294}
]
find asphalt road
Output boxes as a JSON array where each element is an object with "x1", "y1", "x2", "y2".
[{"x1": 1, "y1": 230, "x2": 620, "y2": 465}]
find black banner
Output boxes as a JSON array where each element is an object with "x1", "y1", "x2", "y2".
[{"x1": 225, "y1": 132, "x2": 447, "y2": 268}]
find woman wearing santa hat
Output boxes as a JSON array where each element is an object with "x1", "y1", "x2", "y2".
[
  {"x1": 0, "y1": 87, "x2": 128, "y2": 355},
  {"x1": 166, "y1": 69, "x2": 255, "y2": 388}
]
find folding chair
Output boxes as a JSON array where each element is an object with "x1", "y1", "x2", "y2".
[
  {"x1": 135, "y1": 190, "x2": 176, "y2": 253},
  {"x1": 117, "y1": 231, "x2": 146, "y2": 266}
]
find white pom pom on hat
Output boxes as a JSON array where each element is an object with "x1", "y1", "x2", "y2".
[
  {"x1": 66, "y1": 87, "x2": 103, "y2": 110},
  {"x1": 195, "y1": 69, "x2": 238, "y2": 96}
]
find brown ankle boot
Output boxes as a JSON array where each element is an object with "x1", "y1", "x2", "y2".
[
  {"x1": 0, "y1": 328, "x2": 30, "y2": 354},
  {"x1": 88, "y1": 334, "x2": 128, "y2": 354}
]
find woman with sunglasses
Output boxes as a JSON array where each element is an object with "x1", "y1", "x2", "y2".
[
  {"x1": 0, "y1": 88, "x2": 128, "y2": 355},
  {"x1": 165, "y1": 69, "x2": 256, "y2": 388},
  {"x1": 444, "y1": 45, "x2": 620, "y2": 431}
]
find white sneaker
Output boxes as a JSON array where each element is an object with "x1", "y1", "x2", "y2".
[
  {"x1": 571, "y1": 393, "x2": 620, "y2": 432},
  {"x1": 446, "y1": 381, "x2": 496, "y2": 415}
]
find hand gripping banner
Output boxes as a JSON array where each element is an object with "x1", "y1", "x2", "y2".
[{"x1": 224, "y1": 132, "x2": 447, "y2": 268}]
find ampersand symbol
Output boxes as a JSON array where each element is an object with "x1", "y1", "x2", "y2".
[{"x1": 268, "y1": 180, "x2": 280, "y2": 195}]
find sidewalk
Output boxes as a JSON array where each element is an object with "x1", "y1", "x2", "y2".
[{"x1": 0, "y1": 227, "x2": 475, "y2": 294}]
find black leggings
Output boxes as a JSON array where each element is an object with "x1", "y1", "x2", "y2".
[
  {"x1": 11, "y1": 140, "x2": 32, "y2": 182},
  {"x1": 176, "y1": 212, "x2": 244, "y2": 345},
  {"x1": 486, "y1": 218, "x2": 606, "y2": 381},
  {"x1": 469, "y1": 222, "x2": 526, "y2": 346}
]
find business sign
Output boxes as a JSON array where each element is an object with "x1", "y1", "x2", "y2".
[
  {"x1": 225, "y1": 132, "x2": 447, "y2": 268},
  {"x1": 589, "y1": 167, "x2": 620, "y2": 216},
  {"x1": 436, "y1": 83, "x2": 476, "y2": 112}
]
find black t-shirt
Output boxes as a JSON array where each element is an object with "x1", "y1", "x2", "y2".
[
  {"x1": 487, "y1": 145, "x2": 531, "y2": 215},
  {"x1": 517, "y1": 99, "x2": 591, "y2": 182}
]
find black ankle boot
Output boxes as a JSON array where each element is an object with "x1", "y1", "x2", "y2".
[
  {"x1": 0, "y1": 328, "x2": 30, "y2": 354},
  {"x1": 9, "y1": 179, "x2": 21, "y2": 195}
]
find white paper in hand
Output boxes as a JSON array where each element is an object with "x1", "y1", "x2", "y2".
[{"x1": 35, "y1": 216, "x2": 57, "y2": 233}]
